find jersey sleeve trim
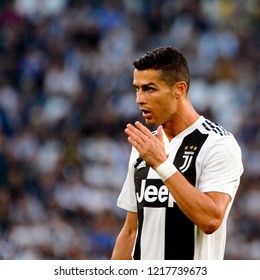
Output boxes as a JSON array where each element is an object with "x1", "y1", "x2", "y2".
[{"x1": 117, "y1": 200, "x2": 137, "y2": 213}]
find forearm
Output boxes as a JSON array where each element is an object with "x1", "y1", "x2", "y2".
[
  {"x1": 111, "y1": 212, "x2": 137, "y2": 260},
  {"x1": 164, "y1": 171, "x2": 230, "y2": 234},
  {"x1": 111, "y1": 227, "x2": 136, "y2": 260}
]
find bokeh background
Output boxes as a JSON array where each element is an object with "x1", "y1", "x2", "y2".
[{"x1": 0, "y1": 0, "x2": 259, "y2": 260}]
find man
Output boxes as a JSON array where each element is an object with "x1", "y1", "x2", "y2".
[{"x1": 111, "y1": 46, "x2": 243, "y2": 260}]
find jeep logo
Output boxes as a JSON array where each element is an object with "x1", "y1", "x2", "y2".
[{"x1": 136, "y1": 179, "x2": 176, "y2": 208}]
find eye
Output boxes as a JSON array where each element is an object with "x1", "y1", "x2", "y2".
[{"x1": 144, "y1": 86, "x2": 155, "y2": 92}]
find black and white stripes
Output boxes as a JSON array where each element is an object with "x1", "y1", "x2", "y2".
[{"x1": 202, "y1": 119, "x2": 230, "y2": 136}]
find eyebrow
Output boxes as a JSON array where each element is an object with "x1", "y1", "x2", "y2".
[{"x1": 133, "y1": 82, "x2": 157, "y2": 89}]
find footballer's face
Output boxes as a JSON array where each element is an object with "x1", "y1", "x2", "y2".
[{"x1": 133, "y1": 69, "x2": 178, "y2": 126}]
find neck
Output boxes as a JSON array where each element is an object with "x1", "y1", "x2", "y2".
[{"x1": 162, "y1": 101, "x2": 200, "y2": 141}]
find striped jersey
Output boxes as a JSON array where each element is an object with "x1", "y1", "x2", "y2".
[{"x1": 117, "y1": 116, "x2": 243, "y2": 260}]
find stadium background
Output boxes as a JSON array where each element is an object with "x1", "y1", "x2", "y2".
[{"x1": 0, "y1": 0, "x2": 259, "y2": 259}]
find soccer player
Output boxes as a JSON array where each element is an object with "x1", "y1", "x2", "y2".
[{"x1": 111, "y1": 46, "x2": 243, "y2": 260}]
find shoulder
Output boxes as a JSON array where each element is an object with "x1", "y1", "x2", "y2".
[
  {"x1": 198, "y1": 118, "x2": 239, "y2": 147},
  {"x1": 197, "y1": 117, "x2": 242, "y2": 159},
  {"x1": 199, "y1": 118, "x2": 232, "y2": 138}
]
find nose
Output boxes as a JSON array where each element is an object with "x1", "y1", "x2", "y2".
[{"x1": 136, "y1": 90, "x2": 147, "y2": 105}]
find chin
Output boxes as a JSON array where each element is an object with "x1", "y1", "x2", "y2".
[{"x1": 145, "y1": 118, "x2": 158, "y2": 126}]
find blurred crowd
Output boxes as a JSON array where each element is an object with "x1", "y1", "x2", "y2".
[{"x1": 0, "y1": 0, "x2": 259, "y2": 259}]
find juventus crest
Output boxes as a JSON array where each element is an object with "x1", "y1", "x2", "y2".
[{"x1": 179, "y1": 145, "x2": 197, "y2": 173}]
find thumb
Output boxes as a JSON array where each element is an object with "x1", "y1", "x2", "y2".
[{"x1": 157, "y1": 125, "x2": 164, "y2": 143}]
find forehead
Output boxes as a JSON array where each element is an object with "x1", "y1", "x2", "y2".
[{"x1": 133, "y1": 69, "x2": 163, "y2": 87}]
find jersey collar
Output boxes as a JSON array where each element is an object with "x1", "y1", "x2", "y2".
[{"x1": 161, "y1": 115, "x2": 205, "y2": 143}]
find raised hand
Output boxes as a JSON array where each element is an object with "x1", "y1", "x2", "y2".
[{"x1": 125, "y1": 121, "x2": 167, "y2": 169}]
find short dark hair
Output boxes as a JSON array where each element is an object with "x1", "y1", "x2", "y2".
[{"x1": 133, "y1": 46, "x2": 190, "y2": 91}]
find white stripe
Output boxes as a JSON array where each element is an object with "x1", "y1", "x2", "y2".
[{"x1": 141, "y1": 207, "x2": 165, "y2": 259}]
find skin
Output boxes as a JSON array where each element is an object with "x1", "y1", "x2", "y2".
[{"x1": 111, "y1": 68, "x2": 231, "y2": 260}]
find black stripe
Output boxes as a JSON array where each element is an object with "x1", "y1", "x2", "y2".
[
  {"x1": 203, "y1": 119, "x2": 230, "y2": 136},
  {"x1": 133, "y1": 208, "x2": 143, "y2": 260},
  {"x1": 134, "y1": 157, "x2": 150, "y2": 259},
  {"x1": 165, "y1": 207, "x2": 194, "y2": 259},
  {"x1": 202, "y1": 122, "x2": 210, "y2": 132},
  {"x1": 134, "y1": 157, "x2": 144, "y2": 168},
  {"x1": 215, "y1": 126, "x2": 224, "y2": 136},
  {"x1": 175, "y1": 129, "x2": 208, "y2": 185},
  {"x1": 164, "y1": 129, "x2": 208, "y2": 259}
]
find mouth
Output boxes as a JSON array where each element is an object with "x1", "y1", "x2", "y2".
[{"x1": 140, "y1": 109, "x2": 152, "y2": 119}]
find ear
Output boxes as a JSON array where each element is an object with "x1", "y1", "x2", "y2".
[{"x1": 175, "y1": 81, "x2": 188, "y2": 99}]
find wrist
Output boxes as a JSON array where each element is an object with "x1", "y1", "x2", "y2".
[{"x1": 155, "y1": 158, "x2": 178, "y2": 182}]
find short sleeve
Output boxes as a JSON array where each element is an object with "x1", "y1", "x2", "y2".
[
  {"x1": 197, "y1": 136, "x2": 243, "y2": 199},
  {"x1": 117, "y1": 147, "x2": 138, "y2": 212}
]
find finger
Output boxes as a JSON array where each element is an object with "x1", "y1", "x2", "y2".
[
  {"x1": 125, "y1": 128, "x2": 144, "y2": 149},
  {"x1": 134, "y1": 121, "x2": 153, "y2": 139},
  {"x1": 127, "y1": 136, "x2": 137, "y2": 146},
  {"x1": 127, "y1": 136, "x2": 142, "y2": 152},
  {"x1": 125, "y1": 124, "x2": 146, "y2": 144}
]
